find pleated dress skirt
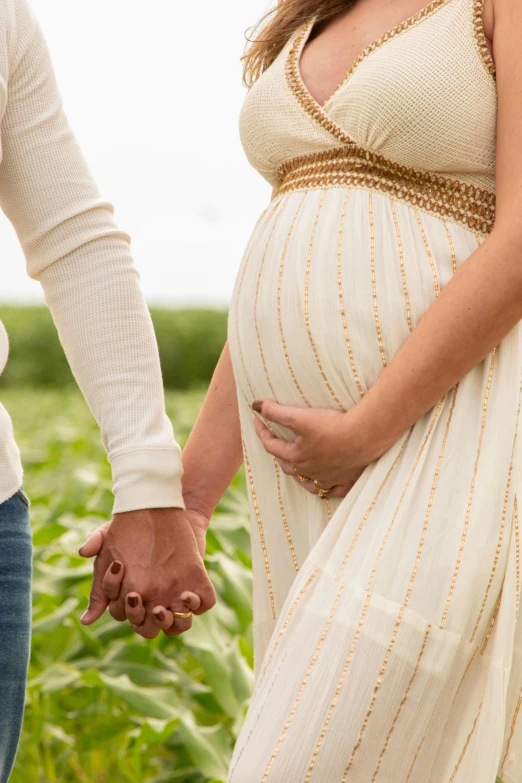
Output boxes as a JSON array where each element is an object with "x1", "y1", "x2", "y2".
[{"x1": 227, "y1": 186, "x2": 522, "y2": 782}]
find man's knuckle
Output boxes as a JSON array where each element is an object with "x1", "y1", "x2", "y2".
[
  {"x1": 202, "y1": 587, "x2": 217, "y2": 610},
  {"x1": 202, "y1": 583, "x2": 215, "y2": 601},
  {"x1": 183, "y1": 563, "x2": 205, "y2": 585}
]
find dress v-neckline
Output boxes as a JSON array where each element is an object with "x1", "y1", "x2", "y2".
[{"x1": 295, "y1": 0, "x2": 455, "y2": 112}]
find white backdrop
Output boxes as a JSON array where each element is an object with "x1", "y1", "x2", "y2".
[{"x1": 1, "y1": 0, "x2": 272, "y2": 305}]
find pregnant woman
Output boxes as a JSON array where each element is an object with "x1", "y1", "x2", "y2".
[
  {"x1": 222, "y1": 0, "x2": 522, "y2": 776},
  {"x1": 93, "y1": 0, "x2": 522, "y2": 779}
]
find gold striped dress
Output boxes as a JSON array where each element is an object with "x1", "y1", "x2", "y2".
[{"x1": 226, "y1": 0, "x2": 522, "y2": 780}]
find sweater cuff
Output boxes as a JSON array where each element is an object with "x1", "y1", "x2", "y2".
[{"x1": 110, "y1": 447, "x2": 186, "y2": 514}]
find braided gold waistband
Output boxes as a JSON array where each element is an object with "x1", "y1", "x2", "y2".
[{"x1": 273, "y1": 148, "x2": 496, "y2": 235}]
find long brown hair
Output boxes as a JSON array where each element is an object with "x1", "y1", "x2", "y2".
[{"x1": 242, "y1": 1, "x2": 351, "y2": 88}]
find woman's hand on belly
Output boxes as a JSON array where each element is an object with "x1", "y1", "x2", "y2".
[{"x1": 252, "y1": 399, "x2": 380, "y2": 498}]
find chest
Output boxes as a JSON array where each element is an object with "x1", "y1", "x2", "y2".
[
  {"x1": 300, "y1": 0, "x2": 494, "y2": 108},
  {"x1": 239, "y1": 0, "x2": 498, "y2": 190}
]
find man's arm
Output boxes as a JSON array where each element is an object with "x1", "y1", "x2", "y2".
[{"x1": 0, "y1": 0, "x2": 183, "y2": 514}]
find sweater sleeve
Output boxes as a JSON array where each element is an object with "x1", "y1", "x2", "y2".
[{"x1": 0, "y1": 0, "x2": 185, "y2": 514}]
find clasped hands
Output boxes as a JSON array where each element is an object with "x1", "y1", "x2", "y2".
[
  {"x1": 78, "y1": 506, "x2": 217, "y2": 638},
  {"x1": 79, "y1": 399, "x2": 384, "y2": 637}
]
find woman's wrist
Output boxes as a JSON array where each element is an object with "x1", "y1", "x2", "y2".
[
  {"x1": 342, "y1": 395, "x2": 406, "y2": 466},
  {"x1": 181, "y1": 488, "x2": 215, "y2": 528}
]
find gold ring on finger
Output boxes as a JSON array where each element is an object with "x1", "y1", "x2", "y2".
[
  {"x1": 294, "y1": 468, "x2": 312, "y2": 483},
  {"x1": 172, "y1": 610, "x2": 192, "y2": 618},
  {"x1": 314, "y1": 479, "x2": 332, "y2": 499}
]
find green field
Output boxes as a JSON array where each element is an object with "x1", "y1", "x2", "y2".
[{"x1": 3, "y1": 387, "x2": 252, "y2": 783}]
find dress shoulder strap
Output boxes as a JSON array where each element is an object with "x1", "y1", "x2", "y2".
[{"x1": 471, "y1": 0, "x2": 496, "y2": 79}]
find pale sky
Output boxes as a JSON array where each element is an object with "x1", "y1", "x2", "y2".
[{"x1": 1, "y1": 0, "x2": 272, "y2": 305}]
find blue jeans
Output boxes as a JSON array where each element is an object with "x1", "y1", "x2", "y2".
[{"x1": 0, "y1": 489, "x2": 32, "y2": 782}]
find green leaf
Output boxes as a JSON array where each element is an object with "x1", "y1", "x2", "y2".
[
  {"x1": 99, "y1": 673, "x2": 180, "y2": 720},
  {"x1": 177, "y1": 716, "x2": 230, "y2": 780},
  {"x1": 68, "y1": 614, "x2": 102, "y2": 656},
  {"x1": 28, "y1": 663, "x2": 81, "y2": 693},
  {"x1": 132, "y1": 717, "x2": 180, "y2": 748},
  {"x1": 224, "y1": 640, "x2": 254, "y2": 706},
  {"x1": 32, "y1": 522, "x2": 68, "y2": 547},
  {"x1": 211, "y1": 552, "x2": 252, "y2": 628},
  {"x1": 101, "y1": 644, "x2": 181, "y2": 687},
  {"x1": 32, "y1": 597, "x2": 78, "y2": 632}
]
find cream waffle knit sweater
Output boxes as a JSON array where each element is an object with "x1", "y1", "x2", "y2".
[{"x1": 0, "y1": 0, "x2": 184, "y2": 513}]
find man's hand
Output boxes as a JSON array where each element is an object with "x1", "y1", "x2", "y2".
[{"x1": 78, "y1": 507, "x2": 216, "y2": 638}]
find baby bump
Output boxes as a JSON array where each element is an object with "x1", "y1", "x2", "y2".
[{"x1": 229, "y1": 187, "x2": 483, "y2": 411}]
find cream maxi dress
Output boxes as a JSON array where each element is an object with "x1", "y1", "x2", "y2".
[{"x1": 227, "y1": 0, "x2": 522, "y2": 780}]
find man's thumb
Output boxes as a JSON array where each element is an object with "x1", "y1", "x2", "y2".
[
  {"x1": 80, "y1": 583, "x2": 109, "y2": 625},
  {"x1": 78, "y1": 522, "x2": 110, "y2": 558}
]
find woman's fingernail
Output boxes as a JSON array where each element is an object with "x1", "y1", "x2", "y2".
[
  {"x1": 252, "y1": 400, "x2": 263, "y2": 413},
  {"x1": 111, "y1": 562, "x2": 121, "y2": 575},
  {"x1": 153, "y1": 609, "x2": 165, "y2": 621},
  {"x1": 183, "y1": 596, "x2": 192, "y2": 606},
  {"x1": 127, "y1": 595, "x2": 138, "y2": 608},
  {"x1": 80, "y1": 610, "x2": 89, "y2": 623}
]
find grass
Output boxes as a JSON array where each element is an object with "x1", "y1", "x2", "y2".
[{"x1": 3, "y1": 387, "x2": 251, "y2": 783}]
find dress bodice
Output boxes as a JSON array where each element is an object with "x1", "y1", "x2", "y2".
[{"x1": 239, "y1": 0, "x2": 497, "y2": 234}]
